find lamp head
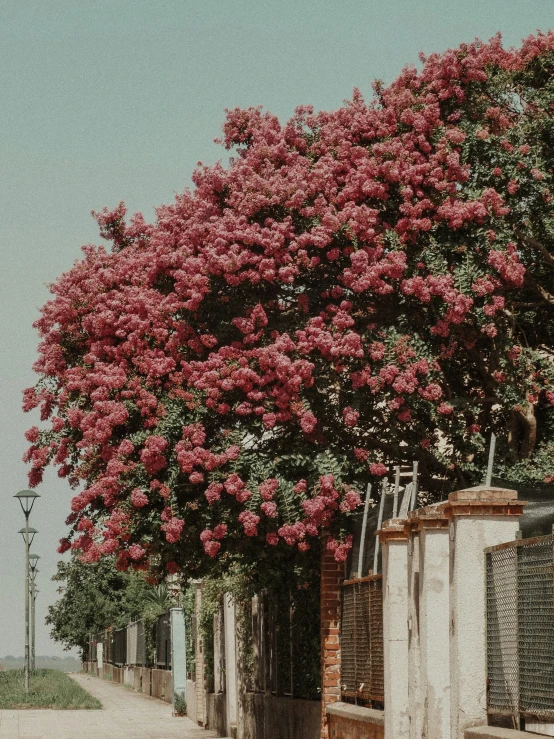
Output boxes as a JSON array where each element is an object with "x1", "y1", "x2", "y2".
[
  {"x1": 18, "y1": 527, "x2": 38, "y2": 548},
  {"x1": 29, "y1": 554, "x2": 40, "y2": 562},
  {"x1": 14, "y1": 490, "x2": 40, "y2": 516}
]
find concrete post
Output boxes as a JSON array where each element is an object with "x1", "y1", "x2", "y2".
[
  {"x1": 411, "y1": 504, "x2": 451, "y2": 739},
  {"x1": 195, "y1": 582, "x2": 207, "y2": 726},
  {"x1": 448, "y1": 487, "x2": 525, "y2": 739},
  {"x1": 170, "y1": 607, "x2": 187, "y2": 713},
  {"x1": 213, "y1": 607, "x2": 224, "y2": 694},
  {"x1": 379, "y1": 519, "x2": 410, "y2": 739},
  {"x1": 407, "y1": 526, "x2": 423, "y2": 739},
  {"x1": 224, "y1": 594, "x2": 238, "y2": 734}
]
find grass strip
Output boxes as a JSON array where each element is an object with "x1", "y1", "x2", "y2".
[{"x1": 0, "y1": 669, "x2": 101, "y2": 709}]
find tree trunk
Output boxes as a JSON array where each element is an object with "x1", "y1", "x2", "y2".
[{"x1": 507, "y1": 405, "x2": 537, "y2": 461}]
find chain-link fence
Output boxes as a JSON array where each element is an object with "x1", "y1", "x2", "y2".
[
  {"x1": 486, "y1": 534, "x2": 554, "y2": 723},
  {"x1": 341, "y1": 575, "x2": 384, "y2": 705}
]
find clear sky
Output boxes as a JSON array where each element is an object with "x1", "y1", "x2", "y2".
[{"x1": 1, "y1": 0, "x2": 552, "y2": 658}]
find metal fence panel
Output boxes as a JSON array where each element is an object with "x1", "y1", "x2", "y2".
[
  {"x1": 155, "y1": 612, "x2": 171, "y2": 669},
  {"x1": 517, "y1": 537, "x2": 554, "y2": 719},
  {"x1": 486, "y1": 543, "x2": 519, "y2": 715},
  {"x1": 136, "y1": 620, "x2": 146, "y2": 667},
  {"x1": 112, "y1": 626, "x2": 127, "y2": 667},
  {"x1": 341, "y1": 575, "x2": 384, "y2": 704},
  {"x1": 127, "y1": 621, "x2": 138, "y2": 666},
  {"x1": 104, "y1": 629, "x2": 112, "y2": 665},
  {"x1": 486, "y1": 535, "x2": 554, "y2": 722}
]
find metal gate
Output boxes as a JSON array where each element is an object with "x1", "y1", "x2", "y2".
[{"x1": 341, "y1": 575, "x2": 384, "y2": 704}]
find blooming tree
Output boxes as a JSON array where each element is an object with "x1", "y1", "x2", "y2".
[{"x1": 25, "y1": 33, "x2": 554, "y2": 576}]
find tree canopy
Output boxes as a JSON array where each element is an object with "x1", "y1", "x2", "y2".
[
  {"x1": 25, "y1": 32, "x2": 554, "y2": 577},
  {"x1": 46, "y1": 555, "x2": 159, "y2": 655}
]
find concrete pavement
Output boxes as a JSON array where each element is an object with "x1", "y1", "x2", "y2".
[{"x1": 0, "y1": 672, "x2": 220, "y2": 739}]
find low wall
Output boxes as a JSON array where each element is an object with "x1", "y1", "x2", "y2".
[
  {"x1": 465, "y1": 728, "x2": 533, "y2": 738},
  {"x1": 186, "y1": 679, "x2": 197, "y2": 723},
  {"x1": 207, "y1": 692, "x2": 228, "y2": 737},
  {"x1": 184, "y1": 681, "x2": 320, "y2": 739},
  {"x1": 82, "y1": 662, "x2": 172, "y2": 704},
  {"x1": 240, "y1": 693, "x2": 320, "y2": 739},
  {"x1": 326, "y1": 703, "x2": 384, "y2": 739},
  {"x1": 151, "y1": 668, "x2": 172, "y2": 702}
]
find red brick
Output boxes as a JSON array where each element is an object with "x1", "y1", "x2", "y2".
[{"x1": 320, "y1": 539, "x2": 344, "y2": 739}]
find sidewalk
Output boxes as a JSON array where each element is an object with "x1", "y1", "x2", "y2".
[{"x1": 0, "y1": 672, "x2": 219, "y2": 739}]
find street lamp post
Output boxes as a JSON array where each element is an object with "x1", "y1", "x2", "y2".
[
  {"x1": 14, "y1": 491, "x2": 40, "y2": 694},
  {"x1": 29, "y1": 555, "x2": 40, "y2": 671}
]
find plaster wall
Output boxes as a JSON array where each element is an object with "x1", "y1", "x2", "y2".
[
  {"x1": 382, "y1": 539, "x2": 409, "y2": 739},
  {"x1": 224, "y1": 594, "x2": 238, "y2": 732},
  {"x1": 408, "y1": 534, "x2": 423, "y2": 739},
  {"x1": 450, "y1": 516, "x2": 519, "y2": 739},
  {"x1": 419, "y1": 527, "x2": 451, "y2": 739}
]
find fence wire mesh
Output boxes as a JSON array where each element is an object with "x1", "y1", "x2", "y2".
[
  {"x1": 486, "y1": 534, "x2": 554, "y2": 722},
  {"x1": 155, "y1": 612, "x2": 171, "y2": 669},
  {"x1": 112, "y1": 626, "x2": 127, "y2": 666},
  {"x1": 341, "y1": 575, "x2": 384, "y2": 704}
]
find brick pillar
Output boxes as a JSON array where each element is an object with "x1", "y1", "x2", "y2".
[{"x1": 321, "y1": 539, "x2": 344, "y2": 739}]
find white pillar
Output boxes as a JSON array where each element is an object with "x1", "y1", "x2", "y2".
[
  {"x1": 407, "y1": 529, "x2": 423, "y2": 739},
  {"x1": 415, "y1": 505, "x2": 451, "y2": 739},
  {"x1": 380, "y1": 519, "x2": 410, "y2": 739},
  {"x1": 449, "y1": 487, "x2": 525, "y2": 739},
  {"x1": 170, "y1": 608, "x2": 187, "y2": 712},
  {"x1": 224, "y1": 593, "x2": 238, "y2": 733}
]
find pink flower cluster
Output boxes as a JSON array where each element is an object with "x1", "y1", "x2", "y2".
[{"x1": 24, "y1": 31, "x2": 554, "y2": 572}]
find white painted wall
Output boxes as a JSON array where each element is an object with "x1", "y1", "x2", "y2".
[
  {"x1": 408, "y1": 533, "x2": 423, "y2": 739},
  {"x1": 383, "y1": 538, "x2": 410, "y2": 739},
  {"x1": 224, "y1": 593, "x2": 238, "y2": 730},
  {"x1": 419, "y1": 527, "x2": 451, "y2": 739},
  {"x1": 449, "y1": 515, "x2": 519, "y2": 739}
]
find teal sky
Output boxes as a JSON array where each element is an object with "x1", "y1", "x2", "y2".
[{"x1": 1, "y1": 0, "x2": 552, "y2": 657}]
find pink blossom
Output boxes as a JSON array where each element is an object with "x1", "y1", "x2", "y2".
[
  {"x1": 261, "y1": 501, "x2": 278, "y2": 518},
  {"x1": 57, "y1": 537, "x2": 71, "y2": 553},
  {"x1": 259, "y1": 478, "x2": 279, "y2": 501},
  {"x1": 213, "y1": 524, "x2": 228, "y2": 540},
  {"x1": 161, "y1": 517, "x2": 185, "y2": 543},
  {"x1": 293, "y1": 479, "x2": 307, "y2": 494},
  {"x1": 204, "y1": 540, "x2": 221, "y2": 557},
  {"x1": 300, "y1": 412, "x2": 317, "y2": 434},
  {"x1": 129, "y1": 544, "x2": 145, "y2": 561},
  {"x1": 342, "y1": 407, "x2": 360, "y2": 427},
  {"x1": 131, "y1": 488, "x2": 149, "y2": 508},
  {"x1": 238, "y1": 511, "x2": 260, "y2": 537}
]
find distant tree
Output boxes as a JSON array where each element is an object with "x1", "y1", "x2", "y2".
[
  {"x1": 25, "y1": 32, "x2": 554, "y2": 578},
  {"x1": 46, "y1": 555, "x2": 153, "y2": 656}
]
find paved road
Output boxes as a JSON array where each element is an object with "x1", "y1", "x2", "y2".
[{"x1": 0, "y1": 673, "x2": 220, "y2": 739}]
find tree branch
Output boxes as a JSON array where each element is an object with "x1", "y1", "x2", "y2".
[
  {"x1": 514, "y1": 226, "x2": 554, "y2": 268},
  {"x1": 525, "y1": 273, "x2": 554, "y2": 307}
]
